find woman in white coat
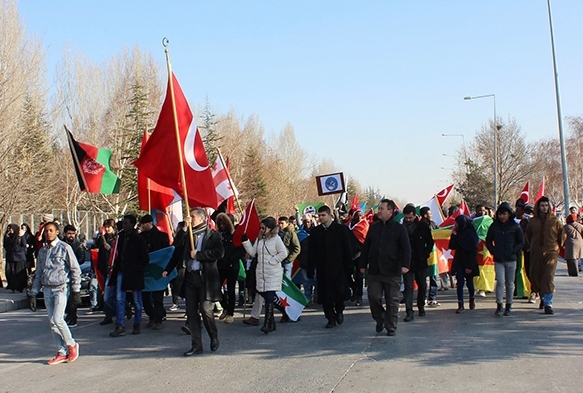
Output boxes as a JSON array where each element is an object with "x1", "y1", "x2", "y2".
[{"x1": 242, "y1": 217, "x2": 287, "y2": 333}]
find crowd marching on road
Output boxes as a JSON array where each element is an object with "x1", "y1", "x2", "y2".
[{"x1": 3, "y1": 195, "x2": 579, "y2": 366}]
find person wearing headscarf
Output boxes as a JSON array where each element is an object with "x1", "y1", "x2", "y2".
[
  {"x1": 449, "y1": 215, "x2": 480, "y2": 314},
  {"x1": 563, "y1": 213, "x2": 583, "y2": 277},
  {"x1": 3, "y1": 224, "x2": 28, "y2": 292}
]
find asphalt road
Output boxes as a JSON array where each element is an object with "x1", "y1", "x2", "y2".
[{"x1": 1, "y1": 263, "x2": 582, "y2": 393}]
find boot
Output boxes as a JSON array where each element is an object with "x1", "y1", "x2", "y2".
[
  {"x1": 455, "y1": 301, "x2": 465, "y2": 314},
  {"x1": 495, "y1": 303, "x2": 504, "y2": 316},
  {"x1": 261, "y1": 303, "x2": 276, "y2": 334},
  {"x1": 503, "y1": 304, "x2": 512, "y2": 316},
  {"x1": 418, "y1": 305, "x2": 426, "y2": 317},
  {"x1": 544, "y1": 305, "x2": 554, "y2": 315},
  {"x1": 469, "y1": 297, "x2": 476, "y2": 310},
  {"x1": 131, "y1": 323, "x2": 140, "y2": 335},
  {"x1": 404, "y1": 309, "x2": 414, "y2": 322}
]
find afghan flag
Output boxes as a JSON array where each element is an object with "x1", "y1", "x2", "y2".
[
  {"x1": 276, "y1": 275, "x2": 308, "y2": 321},
  {"x1": 66, "y1": 127, "x2": 121, "y2": 194}
]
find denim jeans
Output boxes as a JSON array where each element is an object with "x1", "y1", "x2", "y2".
[
  {"x1": 495, "y1": 262, "x2": 516, "y2": 305},
  {"x1": 114, "y1": 272, "x2": 142, "y2": 327},
  {"x1": 104, "y1": 275, "x2": 116, "y2": 318},
  {"x1": 427, "y1": 275, "x2": 438, "y2": 301},
  {"x1": 44, "y1": 286, "x2": 75, "y2": 355},
  {"x1": 541, "y1": 292, "x2": 554, "y2": 307},
  {"x1": 300, "y1": 268, "x2": 316, "y2": 301},
  {"x1": 282, "y1": 262, "x2": 292, "y2": 280},
  {"x1": 455, "y1": 264, "x2": 475, "y2": 302},
  {"x1": 89, "y1": 275, "x2": 99, "y2": 308}
]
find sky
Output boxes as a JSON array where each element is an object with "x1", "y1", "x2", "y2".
[{"x1": 17, "y1": 0, "x2": 583, "y2": 204}]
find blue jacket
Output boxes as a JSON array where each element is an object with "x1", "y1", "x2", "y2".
[{"x1": 32, "y1": 239, "x2": 82, "y2": 295}]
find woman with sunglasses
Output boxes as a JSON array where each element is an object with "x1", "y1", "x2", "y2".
[{"x1": 242, "y1": 217, "x2": 287, "y2": 334}]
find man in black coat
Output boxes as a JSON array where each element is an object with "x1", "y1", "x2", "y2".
[
  {"x1": 360, "y1": 199, "x2": 411, "y2": 336},
  {"x1": 307, "y1": 205, "x2": 352, "y2": 328},
  {"x1": 401, "y1": 204, "x2": 434, "y2": 322},
  {"x1": 110, "y1": 215, "x2": 150, "y2": 337},
  {"x1": 163, "y1": 207, "x2": 224, "y2": 356},
  {"x1": 139, "y1": 214, "x2": 170, "y2": 330}
]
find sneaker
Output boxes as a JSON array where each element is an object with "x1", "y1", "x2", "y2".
[
  {"x1": 528, "y1": 293, "x2": 536, "y2": 304},
  {"x1": 224, "y1": 315, "x2": 234, "y2": 323},
  {"x1": 48, "y1": 353, "x2": 69, "y2": 365},
  {"x1": 169, "y1": 304, "x2": 179, "y2": 312},
  {"x1": 477, "y1": 290, "x2": 486, "y2": 297},
  {"x1": 428, "y1": 300, "x2": 441, "y2": 307},
  {"x1": 86, "y1": 307, "x2": 99, "y2": 315},
  {"x1": 67, "y1": 343, "x2": 79, "y2": 363},
  {"x1": 218, "y1": 310, "x2": 228, "y2": 320}
]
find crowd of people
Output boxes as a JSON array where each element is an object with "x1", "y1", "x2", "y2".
[{"x1": 2, "y1": 195, "x2": 578, "y2": 365}]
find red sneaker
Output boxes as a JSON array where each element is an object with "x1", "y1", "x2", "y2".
[
  {"x1": 47, "y1": 353, "x2": 68, "y2": 365},
  {"x1": 67, "y1": 343, "x2": 79, "y2": 363}
]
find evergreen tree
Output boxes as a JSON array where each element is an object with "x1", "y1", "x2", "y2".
[{"x1": 199, "y1": 95, "x2": 221, "y2": 165}]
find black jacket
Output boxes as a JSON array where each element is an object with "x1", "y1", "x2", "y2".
[
  {"x1": 404, "y1": 219, "x2": 434, "y2": 272},
  {"x1": 486, "y1": 219, "x2": 525, "y2": 262},
  {"x1": 140, "y1": 226, "x2": 169, "y2": 253},
  {"x1": 448, "y1": 234, "x2": 479, "y2": 276},
  {"x1": 360, "y1": 218, "x2": 411, "y2": 276},
  {"x1": 111, "y1": 230, "x2": 150, "y2": 291},
  {"x1": 181, "y1": 228, "x2": 225, "y2": 302},
  {"x1": 217, "y1": 230, "x2": 246, "y2": 271}
]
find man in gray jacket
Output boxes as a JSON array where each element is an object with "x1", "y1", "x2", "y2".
[{"x1": 31, "y1": 222, "x2": 82, "y2": 365}]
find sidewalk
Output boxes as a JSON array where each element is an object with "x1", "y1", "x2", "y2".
[{"x1": 0, "y1": 288, "x2": 29, "y2": 313}]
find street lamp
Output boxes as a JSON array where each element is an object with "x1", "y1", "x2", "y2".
[
  {"x1": 464, "y1": 94, "x2": 501, "y2": 207},
  {"x1": 546, "y1": 0, "x2": 570, "y2": 214}
]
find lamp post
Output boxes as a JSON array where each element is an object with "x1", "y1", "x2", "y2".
[
  {"x1": 464, "y1": 94, "x2": 501, "y2": 207},
  {"x1": 547, "y1": 0, "x2": 570, "y2": 215}
]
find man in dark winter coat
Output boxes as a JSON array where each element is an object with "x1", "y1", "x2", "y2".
[
  {"x1": 307, "y1": 205, "x2": 352, "y2": 328},
  {"x1": 62, "y1": 225, "x2": 86, "y2": 327},
  {"x1": 109, "y1": 215, "x2": 149, "y2": 337},
  {"x1": 163, "y1": 207, "x2": 224, "y2": 356},
  {"x1": 139, "y1": 214, "x2": 170, "y2": 330},
  {"x1": 486, "y1": 202, "x2": 525, "y2": 316},
  {"x1": 360, "y1": 199, "x2": 411, "y2": 336},
  {"x1": 401, "y1": 204, "x2": 434, "y2": 322}
]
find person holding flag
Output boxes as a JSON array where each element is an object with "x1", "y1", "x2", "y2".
[{"x1": 242, "y1": 217, "x2": 288, "y2": 334}]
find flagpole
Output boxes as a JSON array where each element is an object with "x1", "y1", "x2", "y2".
[
  {"x1": 144, "y1": 128, "x2": 152, "y2": 212},
  {"x1": 216, "y1": 148, "x2": 244, "y2": 215},
  {"x1": 163, "y1": 38, "x2": 195, "y2": 251},
  {"x1": 244, "y1": 199, "x2": 254, "y2": 233},
  {"x1": 65, "y1": 125, "x2": 91, "y2": 193}
]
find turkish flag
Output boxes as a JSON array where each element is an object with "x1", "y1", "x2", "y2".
[
  {"x1": 211, "y1": 151, "x2": 238, "y2": 208},
  {"x1": 435, "y1": 184, "x2": 454, "y2": 207},
  {"x1": 233, "y1": 199, "x2": 261, "y2": 247},
  {"x1": 225, "y1": 158, "x2": 236, "y2": 215},
  {"x1": 134, "y1": 72, "x2": 217, "y2": 208},
  {"x1": 459, "y1": 199, "x2": 471, "y2": 216},
  {"x1": 519, "y1": 181, "x2": 530, "y2": 204},
  {"x1": 350, "y1": 194, "x2": 359, "y2": 212},
  {"x1": 137, "y1": 130, "x2": 176, "y2": 211},
  {"x1": 535, "y1": 177, "x2": 545, "y2": 203},
  {"x1": 365, "y1": 208, "x2": 374, "y2": 224}
]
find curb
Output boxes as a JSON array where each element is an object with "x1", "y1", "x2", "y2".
[{"x1": 0, "y1": 297, "x2": 30, "y2": 313}]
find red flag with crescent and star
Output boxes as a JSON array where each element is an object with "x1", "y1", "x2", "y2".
[
  {"x1": 519, "y1": 181, "x2": 530, "y2": 204},
  {"x1": 232, "y1": 199, "x2": 261, "y2": 247},
  {"x1": 535, "y1": 177, "x2": 545, "y2": 203},
  {"x1": 134, "y1": 72, "x2": 217, "y2": 208},
  {"x1": 435, "y1": 184, "x2": 454, "y2": 207}
]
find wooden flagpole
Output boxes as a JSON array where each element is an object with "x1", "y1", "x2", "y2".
[
  {"x1": 216, "y1": 148, "x2": 243, "y2": 215},
  {"x1": 163, "y1": 38, "x2": 195, "y2": 252}
]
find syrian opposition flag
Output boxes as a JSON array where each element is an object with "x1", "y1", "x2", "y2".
[
  {"x1": 435, "y1": 184, "x2": 454, "y2": 207},
  {"x1": 211, "y1": 150, "x2": 239, "y2": 208},
  {"x1": 134, "y1": 72, "x2": 217, "y2": 208},
  {"x1": 232, "y1": 199, "x2": 261, "y2": 247},
  {"x1": 66, "y1": 127, "x2": 121, "y2": 194},
  {"x1": 535, "y1": 177, "x2": 545, "y2": 203},
  {"x1": 138, "y1": 130, "x2": 177, "y2": 211},
  {"x1": 519, "y1": 181, "x2": 530, "y2": 204},
  {"x1": 276, "y1": 275, "x2": 308, "y2": 321}
]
